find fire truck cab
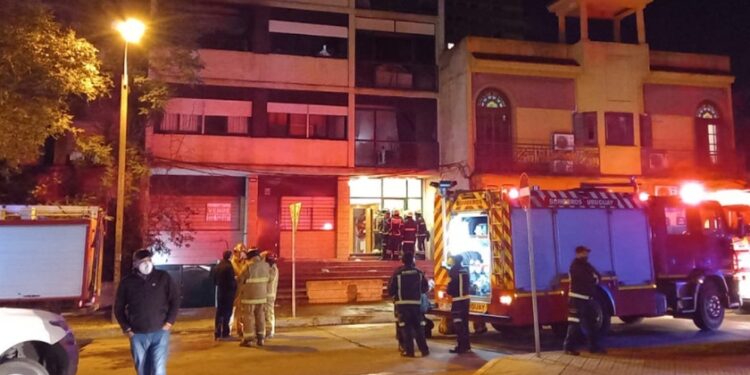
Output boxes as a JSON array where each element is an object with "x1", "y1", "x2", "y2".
[{"x1": 431, "y1": 188, "x2": 739, "y2": 334}]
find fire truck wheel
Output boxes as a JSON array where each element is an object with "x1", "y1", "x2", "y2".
[
  {"x1": 693, "y1": 282, "x2": 725, "y2": 331},
  {"x1": 0, "y1": 359, "x2": 49, "y2": 375},
  {"x1": 619, "y1": 316, "x2": 644, "y2": 324},
  {"x1": 591, "y1": 294, "x2": 612, "y2": 336}
]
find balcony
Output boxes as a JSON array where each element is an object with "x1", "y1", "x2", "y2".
[
  {"x1": 641, "y1": 149, "x2": 745, "y2": 179},
  {"x1": 356, "y1": 61, "x2": 437, "y2": 91},
  {"x1": 195, "y1": 49, "x2": 349, "y2": 87},
  {"x1": 474, "y1": 143, "x2": 600, "y2": 175},
  {"x1": 355, "y1": 141, "x2": 438, "y2": 169},
  {"x1": 355, "y1": 0, "x2": 438, "y2": 15}
]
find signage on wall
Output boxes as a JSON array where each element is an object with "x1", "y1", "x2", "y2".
[{"x1": 206, "y1": 203, "x2": 232, "y2": 222}]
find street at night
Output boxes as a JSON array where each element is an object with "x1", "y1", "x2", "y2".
[{"x1": 75, "y1": 314, "x2": 750, "y2": 375}]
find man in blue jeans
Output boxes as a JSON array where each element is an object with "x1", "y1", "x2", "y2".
[{"x1": 115, "y1": 249, "x2": 180, "y2": 375}]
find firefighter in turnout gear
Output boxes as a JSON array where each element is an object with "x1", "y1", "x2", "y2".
[
  {"x1": 238, "y1": 248, "x2": 270, "y2": 347},
  {"x1": 388, "y1": 252, "x2": 430, "y2": 357},
  {"x1": 564, "y1": 246, "x2": 606, "y2": 355},
  {"x1": 380, "y1": 211, "x2": 392, "y2": 260},
  {"x1": 415, "y1": 212, "x2": 429, "y2": 260},
  {"x1": 389, "y1": 210, "x2": 404, "y2": 260},
  {"x1": 447, "y1": 254, "x2": 471, "y2": 353},
  {"x1": 402, "y1": 212, "x2": 418, "y2": 259},
  {"x1": 265, "y1": 252, "x2": 279, "y2": 338}
]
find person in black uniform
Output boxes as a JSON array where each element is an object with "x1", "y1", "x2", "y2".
[
  {"x1": 401, "y1": 212, "x2": 418, "y2": 259},
  {"x1": 212, "y1": 250, "x2": 237, "y2": 340},
  {"x1": 415, "y1": 212, "x2": 429, "y2": 260},
  {"x1": 564, "y1": 245, "x2": 606, "y2": 355},
  {"x1": 380, "y1": 211, "x2": 392, "y2": 260},
  {"x1": 447, "y1": 254, "x2": 471, "y2": 354},
  {"x1": 388, "y1": 252, "x2": 430, "y2": 357},
  {"x1": 388, "y1": 210, "x2": 404, "y2": 260}
]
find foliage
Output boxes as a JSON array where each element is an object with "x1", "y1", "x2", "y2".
[
  {"x1": 0, "y1": 0, "x2": 110, "y2": 170},
  {"x1": 147, "y1": 199, "x2": 198, "y2": 255}
]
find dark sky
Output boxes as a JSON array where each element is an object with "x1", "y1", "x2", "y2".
[{"x1": 522, "y1": 0, "x2": 750, "y2": 84}]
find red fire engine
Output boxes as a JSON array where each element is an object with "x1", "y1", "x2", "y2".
[{"x1": 431, "y1": 185, "x2": 741, "y2": 335}]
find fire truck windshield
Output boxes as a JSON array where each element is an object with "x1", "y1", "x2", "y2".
[{"x1": 445, "y1": 212, "x2": 492, "y2": 299}]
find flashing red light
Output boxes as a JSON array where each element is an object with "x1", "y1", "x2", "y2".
[
  {"x1": 508, "y1": 188, "x2": 520, "y2": 200},
  {"x1": 638, "y1": 192, "x2": 650, "y2": 202},
  {"x1": 680, "y1": 182, "x2": 705, "y2": 205}
]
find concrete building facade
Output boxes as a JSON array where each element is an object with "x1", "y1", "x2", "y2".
[
  {"x1": 147, "y1": 0, "x2": 443, "y2": 267},
  {"x1": 439, "y1": 0, "x2": 744, "y2": 194}
]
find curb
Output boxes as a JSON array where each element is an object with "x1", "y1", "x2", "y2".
[{"x1": 74, "y1": 314, "x2": 397, "y2": 340}]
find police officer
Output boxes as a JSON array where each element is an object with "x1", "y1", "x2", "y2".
[
  {"x1": 415, "y1": 212, "x2": 429, "y2": 260},
  {"x1": 401, "y1": 212, "x2": 418, "y2": 259},
  {"x1": 389, "y1": 210, "x2": 404, "y2": 260},
  {"x1": 238, "y1": 248, "x2": 270, "y2": 347},
  {"x1": 388, "y1": 252, "x2": 430, "y2": 357},
  {"x1": 447, "y1": 254, "x2": 471, "y2": 354},
  {"x1": 564, "y1": 245, "x2": 606, "y2": 355}
]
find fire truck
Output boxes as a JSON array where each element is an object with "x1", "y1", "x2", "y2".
[
  {"x1": 430, "y1": 187, "x2": 741, "y2": 334},
  {"x1": 0, "y1": 206, "x2": 105, "y2": 311}
]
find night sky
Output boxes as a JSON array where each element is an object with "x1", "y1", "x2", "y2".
[{"x1": 521, "y1": 0, "x2": 750, "y2": 155}]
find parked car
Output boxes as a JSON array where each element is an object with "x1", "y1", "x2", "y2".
[{"x1": 0, "y1": 308, "x2": 78, "y2": 375}]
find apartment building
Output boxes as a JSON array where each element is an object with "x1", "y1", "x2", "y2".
[
  {"x1": 146, "y1": 0, "x2": 443, "y2": 267},
  {"x1": 439, "y1": 0, "x2": 744, "y2": 195}
]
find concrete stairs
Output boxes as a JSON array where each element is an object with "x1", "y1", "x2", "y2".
[{"x1": 275, "y1": 259, "x2": 434, "y2": 303}]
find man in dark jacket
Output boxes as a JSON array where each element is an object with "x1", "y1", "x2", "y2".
[
  {"x1": 447, "y1": 254, "x2": 471, "y2": 354},
  {"x1": 415, "y1": 212, "x2": 429, "y2": 260},
  {"x1": 115, "y1": 249, "x2": 180, "y2": 375},
  {"x1": 564, "y1": 245, "x2": 605, "y2": 355},
  {"x1": 212, "y1": 250, "x2": 237, "y2": 340},
  {"x1": 388, "y1": 252, "x2": 430, "y2": 357}
]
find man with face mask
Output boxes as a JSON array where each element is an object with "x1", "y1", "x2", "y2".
[
  {"x1": 115, "y1": 249, "x2": 180, "y2": 375},
  {"x1": 564, "y1": 245, "x2": 605, "y2": 356}
]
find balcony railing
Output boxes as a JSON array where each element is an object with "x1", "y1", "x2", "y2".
[
  {"x1": 475, "y1": 142, "x2": 601, "y2": 175},
  {"x1": 355, "y1": 61, "x2": 437, "y2": 91},
  {"x1": 641, "y1": 148, "x2": 745, "y2": 179},
  {"x1": 355, "y1": 140, "x2": 438, "y2": 169}
]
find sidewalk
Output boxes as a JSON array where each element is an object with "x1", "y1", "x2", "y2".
[
  {"x1": 475, "y1": 340, "x2": 750, "y2": 375},
  {"x1": 67, "y1": 301, "x2": 397, "y2": 340}
]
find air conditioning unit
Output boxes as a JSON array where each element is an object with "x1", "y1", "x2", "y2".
[
  {"x1": 550, "y1": 160, "x2": 574, "y2": 174},
  {"x1": 649, "y1": 152, "x2": 668, "y2": 170}
]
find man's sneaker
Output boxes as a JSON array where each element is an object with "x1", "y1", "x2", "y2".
[
  {"x1": 400, "y1": 352, "x2": 415, "y2": 358},
  {"x1": 420, "y1": 350, "x2": 430, "y2": 357},
  {"x1": 564, "y1": 349, "x2": 580, "y2": 356},
  {"x1": 449, "y1": 348, "x2": 471, "y2": 354}
]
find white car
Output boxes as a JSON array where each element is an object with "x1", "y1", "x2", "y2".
[{"x1": 0, "y1": 308, "x2": 78, "y2": 375}]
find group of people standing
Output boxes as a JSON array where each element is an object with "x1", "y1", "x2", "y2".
[
  {"x1": 377, "y1": 210, "x2": 430, "y2": 261},
  {"x1": 212, "y1": 243, "x2": 280, "y2": 347}
]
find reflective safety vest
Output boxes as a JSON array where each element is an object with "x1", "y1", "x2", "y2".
[
  {"x1": 388, "y1": 266, "x2": 428, "y2": 305},
  {"x1": 448, "y1": 265, "x2": 470, "y2": 302},
  {"x1": 239, "y1": 258, "x2": 270, "y2": 305}
]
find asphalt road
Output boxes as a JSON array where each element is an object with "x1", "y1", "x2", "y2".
[{"x1": 77, "y1": 312, "x2": 750, "y2": 375}]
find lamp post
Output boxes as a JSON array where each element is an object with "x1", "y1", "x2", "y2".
[{"x1": 113, "y1": 19, "x2": 145, "y2": 307}]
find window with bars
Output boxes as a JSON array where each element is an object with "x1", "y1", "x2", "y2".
[{"x1": 280, "y1": 196, "x2": 336, "y2": 231}]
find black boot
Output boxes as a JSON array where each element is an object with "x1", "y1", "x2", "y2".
[{"x1": 257, "y1": 335, "x2": 264, "y2": 347}]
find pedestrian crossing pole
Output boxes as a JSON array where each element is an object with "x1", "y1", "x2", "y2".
[{"x1": 290, "y1": 202, "x2": 302, "y2": 318}]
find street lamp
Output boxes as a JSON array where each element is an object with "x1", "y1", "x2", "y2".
[{"x1": 113, "y1": 18, "x2": 145, "y2": 300}]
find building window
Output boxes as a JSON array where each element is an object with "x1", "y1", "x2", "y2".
[
  {"x1": 604, "y1": 112, "x2": 634, "y2": 146},
  {"x1": 160, "y1": 98, "x2": 252, "y2": 136},
  {"x1": 696, "y1": 103, "x2": 721, "y2": 164},
  {"x1": 279, "y1": 196, "x2": 335, "y2": 231},
  {"x1": 573, "y1": 112, "x2": 598, "y2": 146},
  {"x1": 266, "y1": 103, "x2": 347, "y2": 140}
]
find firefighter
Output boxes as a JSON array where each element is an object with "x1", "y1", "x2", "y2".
[
  {"x1": 238, "y1": 248, "x2": 270, "y2": 347},
  {"x1": 564, "y1": 245, "x2": 606, "y2": 355},
  {"x1": 265, "y1": 252, "x2": 279, "y2": 338},
  {"x1": 402, "y1": 212, "x2": 418, "y2": 259},
  {"x1": 388, "y1": 252, "x2": 430, "y2": 357},
  {"x1": 380, "y1": 211, "x2": 392, "y2": 260},
  {"x1": 447, "y1": 254, "x2": 471, "y2": 354},
  {"x1": 415, "y1": 212, "x2": 430, "y2": 260},
  {"x1": 389, "y1": 210, "x2": 404, "y2": 260},
  {"x1": 229, "y1": 243, "x2": 247, "y2": 337}
]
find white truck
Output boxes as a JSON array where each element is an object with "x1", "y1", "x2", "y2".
[{"x1": 0, "y1": 205, "x2": 105, "y2": 311}]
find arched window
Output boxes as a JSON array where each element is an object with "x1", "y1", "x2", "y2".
[
  {"x1": 695, "y1": 103, "x2": 721, "y2": 164},
  {"x1": 475, "y1": 89, "x2": 511, "y2": 144}
]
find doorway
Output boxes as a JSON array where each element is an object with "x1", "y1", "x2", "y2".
[{"x1": 352, "y1": 204, "x2": 380, "y2": 255}]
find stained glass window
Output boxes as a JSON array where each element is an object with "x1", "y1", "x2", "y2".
[
  {"x1": 477, "y1": 90, "x2": 507, "y2": 109},
  {"x1": 697, "y1": 103, "x2": 719, "y2": 119}
]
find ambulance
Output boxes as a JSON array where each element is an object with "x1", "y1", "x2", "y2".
[{"x1": 430, "y1": 186, "x2": 740, "y2": 334}]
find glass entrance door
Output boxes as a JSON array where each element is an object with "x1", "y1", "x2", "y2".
[{"x1": 352, "y1": 204, "x2": 379, "y2": 255}]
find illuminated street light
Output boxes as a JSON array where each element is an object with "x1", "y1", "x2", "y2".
[
  {"x1": 112, "y1": 18, "x2": 145, "y2": 318},
  {"x1": 639, "y1": 192, "x2": 650, "y2": 202}
]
